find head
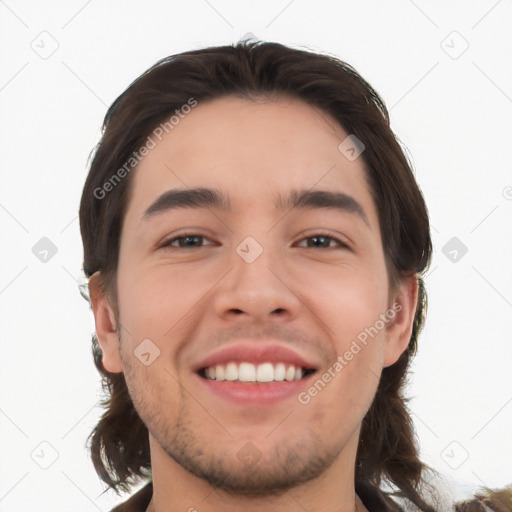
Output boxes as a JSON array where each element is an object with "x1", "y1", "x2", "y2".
[{"x1": 80, "y1": 40, "x2": 435, "y2": 510}]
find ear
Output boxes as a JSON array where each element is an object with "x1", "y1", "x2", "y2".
[
  {"x1": 88, "y1": 272, "x2": 123, "y2": 373},
  {"x1": 382, "y1": 274, "x2": 419, "y2": 368}
]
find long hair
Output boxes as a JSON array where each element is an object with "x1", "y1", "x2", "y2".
[
  {"x1": 79, "y1": 40, "x2": 437, "y2": 509},
  {"x1": 455, "y1": 486, "x2": 512, "y2": 512}
]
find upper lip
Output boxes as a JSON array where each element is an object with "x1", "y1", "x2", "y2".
[{"x1": 192, "y1": 342, "x2": 320, "y2": 372}]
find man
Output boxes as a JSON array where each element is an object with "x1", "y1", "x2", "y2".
[{"x1": 80, "y1": 40, "x2": 439, "y2": 511}]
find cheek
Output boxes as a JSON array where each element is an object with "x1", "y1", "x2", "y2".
[
  {"x1": 300, "y1": 329, "x2": 384, "y2": 434},
  {"x1": 118, "y1": 260, "x2": 212, "y2": 330},
  {"x1": 116, "y1": 260, "x2": 218, "y2": 375},
  {"x1": 299, "y1": 260, "x2": 388, "y2": 398},
  {"x1": 299, "y1": 259, "x2": 389, "y2": 337}
]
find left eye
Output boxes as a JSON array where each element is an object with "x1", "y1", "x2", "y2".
[{"x1": 296, "y1": 234, "x2": 348, "y2": 249}]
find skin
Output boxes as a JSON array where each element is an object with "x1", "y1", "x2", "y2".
[{"x1": 89, "y1": 95, "x2": 418, "y2": 512}]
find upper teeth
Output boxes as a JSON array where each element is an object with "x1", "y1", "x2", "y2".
[{"x1": 204, "y1": 362, "x2": 304, "y2": 382}]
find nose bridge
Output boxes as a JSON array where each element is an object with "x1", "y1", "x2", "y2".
[
  {"x1": 213, "y1": 231, "x2": 299, "y2": 318},
  {"x1": 232, "y1": 233, "x2": 282, "y2": 295}
]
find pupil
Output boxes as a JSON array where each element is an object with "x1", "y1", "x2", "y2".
[
  {"x1": 310, "y1": 236, "x2": 328, "y2": 247},
  {"x1": 183, "y1": 236, "x2": 199, "y2": 247}
]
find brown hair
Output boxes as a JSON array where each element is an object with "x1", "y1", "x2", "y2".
[
  {"x1": 455, "y1": 485, "x2": 512, "y2": 512},
  {"x1": 80, "y1": 40, "x2": 437, "y2": 509}
]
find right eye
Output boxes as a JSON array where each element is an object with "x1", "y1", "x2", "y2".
[{"x1": 159, "y1": 234, "x2": 217, "y2": 249}]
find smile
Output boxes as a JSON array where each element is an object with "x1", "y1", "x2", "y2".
[{"x1": 199, "y1": 362, "x2": 316, "y2": 383}]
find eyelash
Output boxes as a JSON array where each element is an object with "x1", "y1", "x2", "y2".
[{"x1": 159, "y1": 232, "x2": 350, "y2": 250}]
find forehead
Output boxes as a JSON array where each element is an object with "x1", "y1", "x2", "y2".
[{"x1": 123, "y1": 95, "x2": 378, "y2": 228}]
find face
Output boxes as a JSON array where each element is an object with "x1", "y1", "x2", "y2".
[{"x1": 91, "y1": 95, "x2": 416, "y2": 496}]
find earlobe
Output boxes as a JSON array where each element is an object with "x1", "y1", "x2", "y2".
[
  {"x1": 88, "y1": 272, "x2": 123, "y2": 374},
  {"x1": 383, "y1": 274, "x2": 419, "y2": 368}
]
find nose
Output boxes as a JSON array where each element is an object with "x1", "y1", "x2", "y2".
[{"x1": 212, "y1": 238, "x2": 302, "y2": 323}]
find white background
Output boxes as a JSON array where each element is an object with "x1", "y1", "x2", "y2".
[{"x1": 1, "y1": 1, "x2": 511, "y2": 510}]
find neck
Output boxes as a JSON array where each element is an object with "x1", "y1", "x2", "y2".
[
  {"x1": 145, "y1": 433, "x2": 368, "y2": 512},
  {"x1": 147, "y1": 492, "x2": 368, "y2": 512}
]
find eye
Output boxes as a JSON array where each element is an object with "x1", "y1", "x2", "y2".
[
  {"x1": 159, "y1": 234, "x2": 216, "y2": 249},
  {"x1": 295, "y1": 233, "x2": 349, "y2": 249},
  {"x1": 158, "y1": 232, "x2": 349, "y2": 250}
]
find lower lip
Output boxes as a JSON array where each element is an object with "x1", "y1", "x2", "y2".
[{"x1": 196, "y1": 373, "x2": 316, "y2": 406}]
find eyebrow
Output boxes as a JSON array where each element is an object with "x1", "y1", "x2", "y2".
[{"x1": 142, "y1": 187, "x2": 369, "y2": 226}]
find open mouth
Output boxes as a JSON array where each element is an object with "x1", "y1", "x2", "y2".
[{"x1": 198, "y1": 362, "x2": 317, "y2": 383}]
